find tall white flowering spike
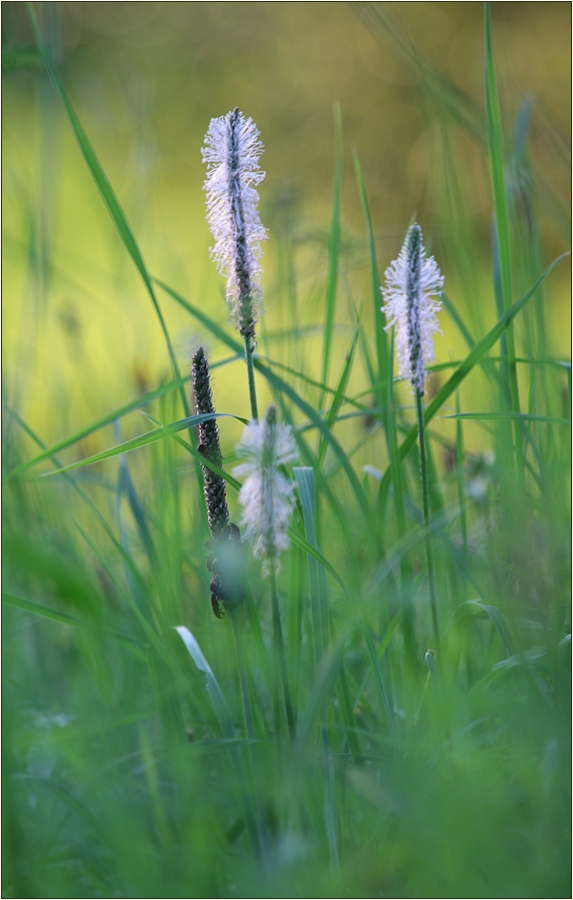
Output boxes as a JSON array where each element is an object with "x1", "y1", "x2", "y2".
[
  {"x1": 233, "y1": 405, "x2": 297, "y2": 575},
  {"x1": 202, "y1": 108, "x2": 267, "y2": 339},
  {"x1": 381, "y1": 223, "x2": 444, "y2": 393}
]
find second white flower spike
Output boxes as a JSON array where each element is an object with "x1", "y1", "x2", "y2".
[
  {"x1": 381, "y1": 223, "x2": 444, "y2": 394},
  {"x1": 233, "y1": 405, "x2": 297, "y2": 575}
]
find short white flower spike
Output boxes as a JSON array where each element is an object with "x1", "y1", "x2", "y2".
[
  {"x1": 381, "y1": 224, "x2": 444, "y2": 393},
  {"x1": 202, "y1": 108, "x2": 267, "y2": 339},
  {"x1": 233, "y1": 405, "x2": 297, "y2": 574}
]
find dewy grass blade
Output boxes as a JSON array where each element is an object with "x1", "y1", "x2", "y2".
[{"x1": 26, "y1": 3, "x2": 189, "y2": 419}]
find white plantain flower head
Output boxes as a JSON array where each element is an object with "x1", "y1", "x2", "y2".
[
  {"x1": 381, "y1": 223, "x2": 444, "y2": 394},
  {"x1": 202, "y1": 108, "x2": 267, "y2": 340},
  {"x1": 233, "y1": 405, "x2": 298, "y2": 575}
]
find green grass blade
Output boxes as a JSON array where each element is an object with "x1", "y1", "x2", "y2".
[
  {"x1": 452, "y1": 599, "x2": 516, "y2": 657},
  {"x1": 39, "y1": 413, "x2": 245, "y2": 477},
  {"x1": 441, "y1": 291, "x2": 476, "y2": 351},
  {"x1": 26, "y1": 3, "x2": 189, "y2": 419},
  {"x1": 485, "y1": 3, "x2": 523, "y2": 481},
  {"x1": 258, "y1": 360, "x2": 374, "y2": 531},
  {"x1": 174, "y1": 625, "x2": 235, "y2": 738},
  {"x1": 353, "y1": 149, "x2": 389, "y2": 413},
  {"x1": 317, "y1": 320, "x2": 360, "y2": 469},
  {"x1": 6, "y1": 376, "x2": 190, "y2": 480},
  {"x1": 294, "y1": 467, "x2": 330, "y2": 668},
  {"x1": 320, "y1": 103, "x2": 342, "y2": 404},
  {"x1": 360, "y1": 622, "x2": 395, "y2": 729},
  {"x1": 2, "y1": 591, "x2": 146, "y2": 647},
  {"x1": 443, "y1": 413, "x2": 570, "y2": 426}
]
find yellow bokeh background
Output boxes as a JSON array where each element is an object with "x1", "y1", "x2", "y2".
[{"x1": 3, "y1": 2, "x2": 570, "y2": 482}]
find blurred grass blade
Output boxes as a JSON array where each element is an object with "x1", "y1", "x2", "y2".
[
  {"x1": 26, "y1": 3, "x2": 189, "y2": 419},
  {"x1": 441, "y1": 291, "x2": 476, "y2": 351},
  {"x1": 485, "y1": 3, "x2": 523, "y2": 480},
  {"x1": 259, "y1": 361, "x2": 374, "y2": 531},
  {"x1": 360, "y1": 622, "x2": 395, "y2": 729},
  {"x1": 2, "y1": 591, "x2": 145, "y2": 647},
  {"x1": 39, "y1": 413, "x2": 244, "y2": 477},
  {"x1": 288, "y1": 529, "x2": 347, "y2": 595},
  {"x1": 294, "y1": 467, "x2": 330, "y2": 668},
  {"x1": 154, "y1": 278, "x2": 243, "y2": 354},
  {"x1": 452, "y1": 599, "x2": 515, "y2": 656},
  {"x1": 353, "y1": 149, "x2": 389, "y2": 415},
  {"x1": 318, "y1": 320, "x2": 360, "y2": 469},
  {"x1": 320, "y1": 103, "x2": 342, "y2": 404},
  {"x1": 175, "y1": 625, "x2": 235, "y2": 738},
  {"x1": 6, "y1": 376, "x2": 191, "y2": 480},
  {"x1": 425, "y1": 650, "x2": 439, "y2": 683},
  {"x1": 443, "y1": 412, "x2": 570, "y2": 426}
]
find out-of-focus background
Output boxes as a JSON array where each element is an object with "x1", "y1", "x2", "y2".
[
  {"x1": 3, "y1": 9, "x2": 571, "y2": 898},
  {"x1": 3, "y1": 1, "x2": 571, "y2": 456}
]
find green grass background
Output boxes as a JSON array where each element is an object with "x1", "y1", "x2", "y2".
[{"x1": 3, "y1": 3, "x2": 571, "y2": 898}]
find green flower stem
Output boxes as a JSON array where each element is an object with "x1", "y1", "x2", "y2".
[
  {"x1": 415, "y1": 389, "x2": 441, "y2": 657},
  {"x1": 244, "y1": 333, "x2": 259, "y2": 421},
  {"x1": 231, "y1": 610, "x2": 254, "y2": 740},
  {"x1": 270, "y1": 568, "x2": 296, "y2": 740}
]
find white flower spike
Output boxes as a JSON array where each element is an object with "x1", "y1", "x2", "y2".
[
  {"x1": 202, "y1": 108, "x2": 267, "y2": 339},
  {"x1": 381, "y1": 223, "x2": 444, "y2": 394},
  {"x1": 233, "y1": 405, "x2": 297, "y2": 575}
]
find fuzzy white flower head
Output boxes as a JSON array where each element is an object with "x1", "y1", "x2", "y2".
[
  {"x1": 202, "y1": 108, "x2": 267, "y2": 339},
  {"x1": 233, "y1": 405, "x2": 298, "y2": 575},
  {"x1": 381, "y1": 223, "x2": 444, "y2": 394}
]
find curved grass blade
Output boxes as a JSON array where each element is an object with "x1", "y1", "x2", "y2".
[
  {"x1": 320, "y1": 103, "x2": 343, "y2": 405},
  {"x1": 26, "y1": 3, "x2": 189, "y2": 419},
  {"x1": 6, "y1": 356, "x2": 240, "y2": 482},
  {"x1": 2, "y1": 591, "x2": 146, "y2": 648},
  {"x1": 39, "y1": 413, "x2": 244, "y2": 478},
  {"x1": 451, "y1": 599, "x2": 515, "y2": 656},
  {"x1": 174, "y1": 626, "x2": 234, "y2": 738},
  {"x1": 443, "y1": 412, "x2": 570, "y2": 426},
  {"x1": 5, "y1": 376, "x2": 190, "y2": 481}
]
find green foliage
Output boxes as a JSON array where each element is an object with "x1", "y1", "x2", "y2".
[{"x1": 3, "y1": 5, "x2": 570, "y2": 899}]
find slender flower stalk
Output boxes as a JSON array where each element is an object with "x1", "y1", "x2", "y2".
[
  {"x1": 381, "y1": 224, "x2": 444, "y2": 655},
  {"x1": 202, "y1": 108, "x2": 267, "y2": 420},
  {"x1": 234, "y1": 405, "x2": 297, "y2": 738}
]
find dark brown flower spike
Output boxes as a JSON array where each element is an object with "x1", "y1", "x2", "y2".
[{"x1": 192, "y1": 346, "x2": 245, "y2": 616}]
